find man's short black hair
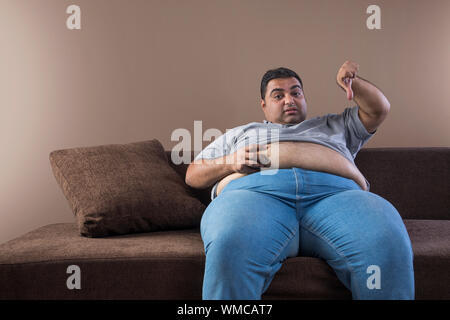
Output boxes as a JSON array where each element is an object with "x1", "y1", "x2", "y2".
[{"x1": 260, "y1": 67, "x2": 303, "y2": 100}]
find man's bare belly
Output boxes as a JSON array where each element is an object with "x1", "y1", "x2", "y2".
[{"x1": 216, "y1": 142, "x2": 368, "y2": 196}]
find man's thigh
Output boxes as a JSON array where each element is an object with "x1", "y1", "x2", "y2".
[
  {"x1": 297, "y1": 189, "x2": 413, "y2": 297},
  {"x1": 201, "y1": 189, "x2": 300, "y2": 265}
]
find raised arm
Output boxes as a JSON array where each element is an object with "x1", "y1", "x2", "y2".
[{"x1": 336, "y1": 60, "x2": 390, "y2": 134}]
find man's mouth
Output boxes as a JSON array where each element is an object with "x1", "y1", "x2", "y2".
[{"x1": 284, "y1": 108, "x2": 298, "y2": 114}]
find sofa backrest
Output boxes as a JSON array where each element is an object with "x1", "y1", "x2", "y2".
[
  {"x1": 166, "y1": 147, "x2": 450, "y2": 220},
  {"x1": 354, "y1": 147, "x2": 449, "y2": 220}
]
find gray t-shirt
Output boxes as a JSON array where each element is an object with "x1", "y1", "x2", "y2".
[{"x1": 195, "y1": 105, "x2": 375, "y2": 200}]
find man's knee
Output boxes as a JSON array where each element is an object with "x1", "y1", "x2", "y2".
[
  {"x1": 342, "y1": 192, "x2": 414, "y2": 290},
  {"x1": 203, "y1": 226, "x2": 259, "y2": 283}
]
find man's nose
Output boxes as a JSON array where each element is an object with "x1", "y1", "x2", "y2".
[{"x1": 284, "y1": 95, "x2": 295, "y2": 105}]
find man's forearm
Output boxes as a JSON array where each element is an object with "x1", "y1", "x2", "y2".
[
  {"x1": 185, "y1": 157, "x2": 235, "y2": 189},
  {"x1": 352, "y1": 76, "x2": 390, "y2": 115}
]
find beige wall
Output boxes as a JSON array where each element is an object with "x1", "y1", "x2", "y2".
[{"x1": 1, "y1": 0, "x2": 449, "y2": 244}]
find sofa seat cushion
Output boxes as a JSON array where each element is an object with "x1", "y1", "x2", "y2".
[
  {"x1": 401, "y1": 219, "x2": 450, "y2": 299},
  {"x1": 1, "y1": 220, "x2": 449, "y2": 299},
  {"x1": 0, "y1": 223, "x2": 205, "y2": 299}
]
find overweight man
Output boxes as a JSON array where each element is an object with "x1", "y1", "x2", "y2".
[{"x1": 185, "y1": 61, "x2": 414, "y2": 300}]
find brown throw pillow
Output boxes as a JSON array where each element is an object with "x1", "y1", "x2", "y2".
[{"x1": 49, "y1": 139, "x2": 205, "y2": 237}]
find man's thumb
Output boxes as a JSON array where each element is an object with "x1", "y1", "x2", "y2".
[{"x1": 344, "y1": 78, "x2": 353, "y2": 100}]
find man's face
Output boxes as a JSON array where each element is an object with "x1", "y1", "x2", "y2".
[{"x1": 261, "y1": 77, "x2": 307, "y2": 125}]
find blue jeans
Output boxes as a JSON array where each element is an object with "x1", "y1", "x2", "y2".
[{"x1": 200, "y1": 168, "x2": 414, "y2": 300}]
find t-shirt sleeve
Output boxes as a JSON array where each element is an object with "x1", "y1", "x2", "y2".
[
  {"x1": 343, "y1": 105, "x2": 376, "y2": 159},
  {"x1": 194, "y1": 127, "x2": 238, "y2": 161},
  {"x1": 194, "y1": 127, "x2": 240, "y2": 201}
]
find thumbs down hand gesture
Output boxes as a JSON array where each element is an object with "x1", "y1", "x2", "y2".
[{"x1": 336, "y1": 60, "x2": 360, "y2": 100}]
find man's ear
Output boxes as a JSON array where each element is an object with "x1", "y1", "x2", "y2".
[{"x1": 260, "y1": 98, "x2": 266, "y2": 109}]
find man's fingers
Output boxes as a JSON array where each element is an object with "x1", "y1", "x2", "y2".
[
  {"x1": 258, "y1": 154, "x2": 271, "y2": 166},
  {"x1": 338, "y1": 61, "x2": 358, "y2": 101},
  {"x1": 247, "y1": 150, "x2": 271, "y2": 166},
  {"x1": 344, "y1": 70, "x2": 356, "y2": 78},
  {"x1": 245, "y1": 144, "x2": 258, "y2": 152},
  {"x1": 242, "y1": 165, "x2": 261, "y2": 173},
  {"x1": 245, "y1": 160, "x2": 263, "y2": 168}
]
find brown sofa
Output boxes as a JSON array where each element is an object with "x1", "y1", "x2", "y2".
[{"x1": 1, "y1": 147, "x2": 449, "y2": 299}]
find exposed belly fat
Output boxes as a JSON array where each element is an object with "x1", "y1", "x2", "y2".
[{"x1": 216, "y1": 141, "x2": 368, "y2": 196}]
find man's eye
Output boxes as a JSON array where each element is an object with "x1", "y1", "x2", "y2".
[
  {"x1": 293, "y1": 92, "x2": 303, "y2": 96},
  {"x1": 274, "y1": 95, "x2": 282, "y2": 100}
]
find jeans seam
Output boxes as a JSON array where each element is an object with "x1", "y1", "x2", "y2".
[
  {"x1": 292, "y1": 168, "x2": 299, "y2": 197},
  {"x1": 292, "y1": 168, "x2": 300, "y2": 220},
  {"x1": 263, "y1": 225, "x2": 300, "y2": 291},
  {"x1": 299, "y1": 222, "x2": 360, "y2": 297},
  {"x1": 266, "y1": 169, "x2": 300, "y2": 267},
  {"x1": 267, "y1": 221, "x2": 299, "y2": 267}
]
